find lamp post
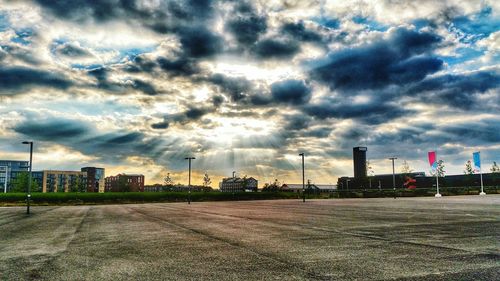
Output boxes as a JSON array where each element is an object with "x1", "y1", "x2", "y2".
[
  {"x1": 22, "y1": 141, "x2": 33, "y2": 214},
  {"x1": 185, "y1": 157, "x2": 195, "y2": 204},
  {"x1": 389, "y1": 157, "x2": 397, "y2": 199},
  {"x1": 299, "y1": 153, "x2": 305, "y2": 203}
]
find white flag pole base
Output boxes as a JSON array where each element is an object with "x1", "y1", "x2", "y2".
[
  {"x1": 479, "y1": 192, "x2": 486, "y2": 196},
  {"x1": 435, "y1": 193, "x2": 442, "y2": 198}
]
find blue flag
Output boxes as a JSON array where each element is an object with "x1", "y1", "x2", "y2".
[{"x1": 473, "y1": 152, "x2": 481, "y2": 170}]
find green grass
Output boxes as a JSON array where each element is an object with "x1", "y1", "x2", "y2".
[
  {"x1": 1, "y1": 186, "x2": 498, "y2": 206},
  {"x1": 0, "y1": 191, "x2": 302, "y2": 206}
]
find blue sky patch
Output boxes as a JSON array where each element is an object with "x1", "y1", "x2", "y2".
[
  {"x1": 451, "y1": 7, "x2": 500, "y2": 41},
  {"x1": 11, "y1": 28, "x2": 34, "y2": 45},
  {"x1": 310, "y1": 17, "x2": 340, "y2": 29},
  {"x1": 352, "y1": 16, "x2": 388, "y2": 31},
  {"x1": 0, "y1": 12, "x2": 9, "y2": 31}
]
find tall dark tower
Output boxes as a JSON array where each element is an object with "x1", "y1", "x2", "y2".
[{"x1": 353, "y1": 147, "x2": 367, "y2": 180}]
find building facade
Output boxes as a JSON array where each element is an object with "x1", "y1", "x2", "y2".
[
  {"x1": 0, "y1": 160, "x2": 29, "y2": 191},
  {"x1": 42, "y1": 170, "x2": 87, "y2": 192},
  {"x1": 81, "y1": 167, "x2": 105, "y2": 193},
  {"x1": 353, "y1": 147, "x2": 367, "y2": 181},
  {"x1": 105, "y1": 174, "x2": 145, "y2": 192},
  {"x1": 219, "y1": 177, "x2": 258, "y2": 192}
]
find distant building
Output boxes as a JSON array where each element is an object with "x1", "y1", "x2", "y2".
[
  {"x1": 336, "y1": 171, "x2": 500, "y2": 190},
  {"x1": 144, "y1": 184, "x2": 212, "y2": 192},
  {"x1": 353, "y1": 147, "x2": 367, "y2": 181},
  {"x1": 0, "y1": 160, "x2": 29, "y2": 191},
  {"x1": 81, "y1": 167, "x2": 105, "y2": 193},
  {"x1": 41, "y1": 170, "x2": 87, "y2": 192},
  {"x1": 281, "y1": 183, "x2": 337, "y2": 193},
  {"x1": 105, "y1": 174, "x2": 145, "y2": 192},
  {"x1": 219, "y1": 177, "x2": 258, "y2": 192}
]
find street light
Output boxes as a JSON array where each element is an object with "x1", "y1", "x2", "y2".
[
  {"x1": 299, "y1": 153, "x2": 305, "y2": 203},
  {"x1": 185, "y1": 157, "x2": 195, "y2": 204},
  {"x1": 22, "y1": 141, "x2": 33, "y2": 214},
  {"x1": 388, "y1": 157, "x2": 397, "y2": 199}
]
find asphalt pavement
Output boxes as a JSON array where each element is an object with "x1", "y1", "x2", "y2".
[{"x1": 0, "y1": 195, "x2": 499, "y2": 280}]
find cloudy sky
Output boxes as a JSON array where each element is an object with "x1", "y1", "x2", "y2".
[{"x1": 0, "y1": 0, "x2": 499, "y2": 186}]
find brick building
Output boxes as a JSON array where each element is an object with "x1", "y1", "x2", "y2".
[
  {"x1": 105, "y1": 174, "x2": 145, "y2": 192},
  {"x1": 219, "y1": 177, "x2": 258, "y2": 192},
  {"x1": 81, "y1": 167, "x2": 105, "y2": 193}
]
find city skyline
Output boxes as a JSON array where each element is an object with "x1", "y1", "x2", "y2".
[{"x1": 1, "y1": 1, "x2": 499, "y2": 185}]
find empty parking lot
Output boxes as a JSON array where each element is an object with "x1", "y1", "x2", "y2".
[{"x1": 0, "y1": 195, "x2": 499, "y2": 280}]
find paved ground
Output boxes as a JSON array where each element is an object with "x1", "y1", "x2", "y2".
[{"x1": 0, "y1": 196, "x2": 499, "y2": 280}]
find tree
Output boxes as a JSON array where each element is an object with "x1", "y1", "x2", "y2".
[
  {"x1": 262, "y1": 179, "x2": 281, "y2": 192},
  {"x1": 464, "y1": 160, "x2": 475, "y2": 187},
  {"x1": 118, "y1": 176, "x2": 131, "y2": 192},
  {"x1": 202, "y1": 173, "x2": 211, "y2": 187},
  {"x1": 10, "y1": 172, "x2": 39, "y2": 193},
  {"x1": 430, "y1": 160, "x2": 445, "y2": 177},
  {"x1": 164, "y1": 173, "x2": 173, "y2": 186},
  {"x1": 400, "y1": 160, "x2": 413, "y2": 175},
  {"x1": 366, "y1": 160, "x2": 375, "y2": 188},
  {"x1": 490, "y1": 162, "x2": 499, "y2": 188},
  {"x1": 464, "y1": 160, "x2": 474, "y2": 175},
  {"x1": 69, "y1": 176, "x2": 85, "y2": 192}
]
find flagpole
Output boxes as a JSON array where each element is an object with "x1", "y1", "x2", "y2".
[
  {"x1": 475, "y1": 151, "x2": 486, "y2": 196},
  {"x1": 479, "y1": 167, "x2": 485, "y2": 195},
  {"x1": 435, "y1": 171, "x2": 441, "y2": 197}
]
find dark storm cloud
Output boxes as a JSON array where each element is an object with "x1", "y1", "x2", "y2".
[
  {"x1": 14, "y1": 119, "x2": 89, "y2": 140},
  {"x1": 0, "y1": 66, "x2": 72, "y2": 94},
  {"x1": 124, "y1": 56, "x2": 157, "y2": 73},
  {"x1": 84, "y1": 131, "x2": 165, "y2": 161},
  {"x1": 178, "y1": 26, "x2": 223, "y2": 58},
  {"x1": 226, "y1": 15, "x2": 267, "y2": 45},
  {"x1": 365, "y1": 119, "x2": 500, "y2": 159},
  {"x1": 131, "y1": 79, "x2": 157, "y2": 95},
  {"x1": 284, "y1": 114, "x2": 312, "y2": 131},
  {"x1": 154, "y1": 106, "x2": 213, "y2": 130},
  {"x1": 304, "y1": 127, "x2": 332, "y2": 138},
  {"x1": 0, "y1": 44, "x2": 41, "y2": 65},
  {"x1": 87, "y1": 67, "x2": 121, "y2": 92},
  {"x1": 156, "y1": 56, "x2": 199, "y2": 76},
  {"x1": 281, "y1": 21, "x2": 323, "y2": 42},
  {"x1": 209, "y1": 74, "x2": 252, "y2": 102},
  {"x1": 34, "y1": 0, "x2": 213, "y2": 25},
  {"x1": 271, "y1": 80, "x2": 311, "y2": 105},
  {"x1": 212, "y1": 95, "x2": 224, "y2": 107},
  {"x1": 252, "y1": 38, "x2": 301, "y2": 59},
  {"x1": 87, "y1": 67, "x2": 158, "y2": 95},
  {"x1": 310, "y1": 28, "x2": 443, "y2": 90},
  {"x1": 408, "y1": 71, "x2": 500, "y2": 109},
  {"x1": 53, "y1": 42, "x2": 92, "y2": 57},
  {"x1": 35, "y1": 0, "x2": 223, "y2": 59},
  {"x1": 303, "y1": 98, "x2": 410, "y2": 125},
  {"x1": 439, "y1": 119, "x2": 500, "y2": 144},
  {"x1": 151, "y1": 121, "x2": 169, "y2": 130}
]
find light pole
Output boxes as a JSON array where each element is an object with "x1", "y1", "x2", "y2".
[
  {"x1": 22, "y1": 141, "x2": 33, "y2": 214},
  {"x1": 389, "y1": 157, "x2": 397, "y2": 199},
  {"x1": 299, "y1": 153, "x2": 305, "y2": 203},
  {"x1": 185, "y1": 157, "x2": 195, "y2": 204}
]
